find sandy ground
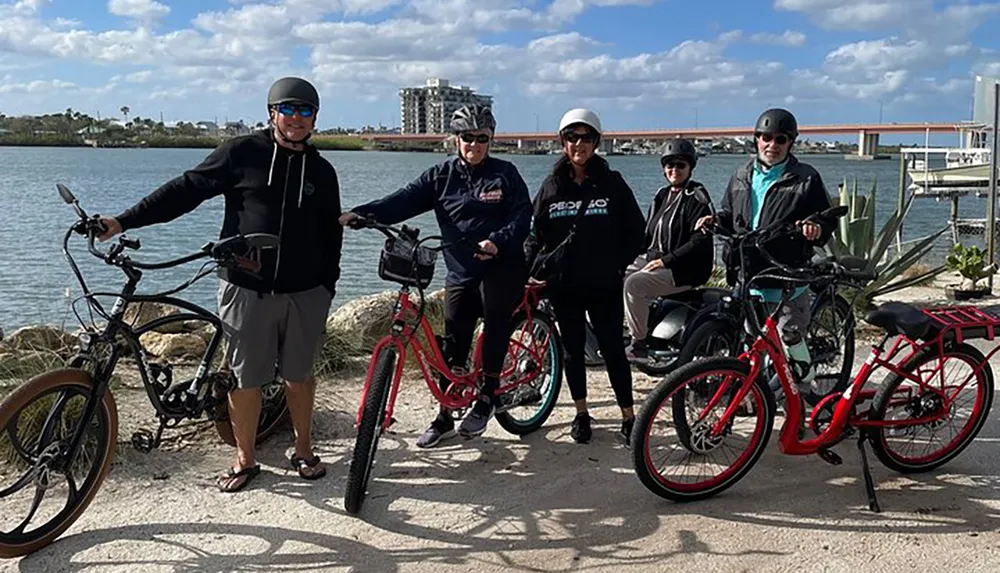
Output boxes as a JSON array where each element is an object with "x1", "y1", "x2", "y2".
[{"x1": 4, "y1": 280, "x2": 1000, "y2": 572}]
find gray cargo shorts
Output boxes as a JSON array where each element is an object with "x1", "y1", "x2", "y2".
[{"x1": 217, "y1": 280, "x2": 333, "y2": 389}]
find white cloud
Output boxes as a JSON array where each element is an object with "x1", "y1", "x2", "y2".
[
  {"x1": 749, "y1": 30, "x2": 807, "y2": 47},
  {"x1": 125, "y1": 70, "x2": 153, "y2": 83},
  {"x1": 0, "y1": 0, "x2": 991, "y2": 125},
  {"x1": 774, "y1": 0, "x2": 1000, "y2": 40},
  {"x1": 107, "y1": 0, "x2": 170, "y2": 22},
  {"x1": 527, "y1": 32, "x2": 601, "y2": 58},
  {"x1": 0, "y1": 78, "x2": 75, "y2": 94}
]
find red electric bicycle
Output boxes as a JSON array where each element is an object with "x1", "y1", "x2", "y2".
[
  {"x1": 631, "y1": 207, "x2": 995, "y2": 512},
  {"x1": 343, "y1": 217, "x2": 562, "y2": 515}
]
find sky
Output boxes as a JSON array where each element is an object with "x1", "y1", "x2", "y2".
[{"x1": 1, "y1": 0, "x2": 1000, "y2": 142}]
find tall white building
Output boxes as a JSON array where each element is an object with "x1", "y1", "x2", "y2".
[{"x1": 399, "y1": 78, "x2": 493, "y2": 134}]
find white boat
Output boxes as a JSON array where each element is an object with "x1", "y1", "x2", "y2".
[{"x1": 907, "y1": 147, "x2": 994, "y2": 189}]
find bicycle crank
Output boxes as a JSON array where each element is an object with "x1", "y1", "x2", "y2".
[
  {"x1": 131, "y1": 423, "x2": 166, "y2": 453},
  {"x1": 495, "y1": 385, "x2": 543, "y2": 413}
]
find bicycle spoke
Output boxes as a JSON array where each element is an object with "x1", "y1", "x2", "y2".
[
  {"x1": 0, "y1": 468, "x2": 35, "y2": 499},
  {"x1": 36, "y1": 391, "x2": 73, "y2": 456},
  {"x1": 11, "y1": 485, "x2": 46, "y2": 536}
]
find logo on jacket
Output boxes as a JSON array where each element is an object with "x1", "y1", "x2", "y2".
[
  {"x1": 549, "y1": 198, "x2": 609, "y2": 218},
  {"x1": 479, "y1": 186, "x2": 503, "y2": 202},
  {"x1": 302, "y1": 181, "x2": 315, "y2": 196}
]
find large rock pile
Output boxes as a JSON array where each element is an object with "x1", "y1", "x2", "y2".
[{"x1": 0, "y1": 290, "x2": 449, "y2": 382}]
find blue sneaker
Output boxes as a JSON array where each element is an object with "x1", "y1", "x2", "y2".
[{"x1": 416, "y1": 414, "x2": 456, "y2": 448}]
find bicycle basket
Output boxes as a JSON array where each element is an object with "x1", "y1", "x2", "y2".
[{"x1": 378, "y1": 236, "x2": 437, "y2": 288}]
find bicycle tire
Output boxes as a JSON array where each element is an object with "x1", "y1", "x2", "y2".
[
  {"x1": 495, "y1": 309, "x2": 563, "y2": 435},
  {"x1": 867, "y1": 343, "x2": 994, "y2": 473},
  {"x1": 213, "y1": 377, "x2": 290, "y2": 447},
  {"x1": 632, "y1": 357, "x2": 774, "y2": 503},
  {"x1": 344, "y1": 347, "x2": 397, "y2": 515},
  {"x1": 803, "y1": 292, "x2": 855, "y2": 407},
  {"x1": 670, "y1": 320, "x2": 741, "y2": 448},
  {"x1": 0, "y1": 369, "x2": 118, "y2": 558}
]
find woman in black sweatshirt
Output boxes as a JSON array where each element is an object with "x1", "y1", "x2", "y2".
[{"x1": 524, "y1": 108, "x2": 646, "y2": 445}]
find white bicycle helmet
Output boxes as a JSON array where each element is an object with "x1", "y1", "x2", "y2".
[{"x1": 558, "y1": 108, "x2": 602, "y2": 135}]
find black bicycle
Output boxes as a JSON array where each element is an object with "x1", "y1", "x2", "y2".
[{"x1": 0, "y1": 184, "x2": 288, "y2": 558}]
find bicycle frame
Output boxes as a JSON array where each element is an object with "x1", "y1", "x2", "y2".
[
  {"x1": 708, "y1": 300, "x2": 1000, "y2": 457},
  {"x1": 355, "y1": 283, "x2": 552, "y2": 431}
]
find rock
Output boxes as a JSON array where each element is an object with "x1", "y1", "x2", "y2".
[
  {"x1": 139, "y1": 332, "x2": 207, "y2": 361},
  {"x1": 324, "y1": 288, "x2": 446, "y2": 355},
  {"x1": 6, "y1": 326, "x2": 76, "y2": 355},
  {"x1": 325, "y1": 291, "x2": 402, "y2": 354},
  {"x1": 123, "y1": 303, "x2": 200, "y2": 334}
]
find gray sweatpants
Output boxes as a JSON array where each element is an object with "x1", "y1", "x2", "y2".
[
  {"x1": 623, "y1": 255, "x2": 691, "y2": 340},
  {"x1": 217, "y1": 280, "x2": 333, "y2": 389}
]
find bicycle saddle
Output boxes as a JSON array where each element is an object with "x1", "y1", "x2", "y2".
[{"x1": 864, "y1": 302, "x2": 937, "y2": 340}]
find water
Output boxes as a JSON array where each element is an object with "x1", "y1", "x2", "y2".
[{"x1": 0, "y1": 147, "x2": 976, "y2": 330}]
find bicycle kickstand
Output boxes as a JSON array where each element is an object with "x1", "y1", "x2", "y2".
[{"x1": 857, "y1": 434, "x2": 882, "y2": 513}]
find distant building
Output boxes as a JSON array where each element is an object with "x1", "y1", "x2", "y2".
[{"x1": 399, "y1": 78, "x2": 493, "y2": 134}]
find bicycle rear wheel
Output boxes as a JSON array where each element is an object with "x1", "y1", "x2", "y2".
[
  {"x1": 632, "y1": 357, "x2": 774, "y2": 502},
  {"x1": 213, "y1": 375, "x2": 289, "y2": 447},
  {"x1": 867, "y1": 343, "x2": 993, "y2": 473},
  {"x1": 0, "y1": 369, "x2": 118, "y2": 558},
  {"x1": 344, "y1": 347, "x2": 397, "y2": 515}
]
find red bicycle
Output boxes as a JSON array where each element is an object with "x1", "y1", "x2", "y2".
[
  {"x1": 343, "y1": 217, "x2": 563, "y2": 515},
  {"x1": 631, "y1": 208, "x2": 995, "y2": 512}
]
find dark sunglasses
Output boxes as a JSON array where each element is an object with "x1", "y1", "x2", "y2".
[
  {"x1": 756, "y1": 132, "x2": 789, "y2": 145},
  {"x1": 460, "y1": 133, "x2": 491, "y2": 144},
  {"x1": 563, "y1": 132, "x2": 596, "y2": 144},
  {"x1": 665, "y1": 161, "x2": 689, "y2": 170},
  {"x1": 276, "y1": 103, "x2": 315, "y2": 118}
]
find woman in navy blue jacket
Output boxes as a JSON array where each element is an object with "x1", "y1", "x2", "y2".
[{"x1": 340, "y1": 105, "x2": 532, "y2": 447}]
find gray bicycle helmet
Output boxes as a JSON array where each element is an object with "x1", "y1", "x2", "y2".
[
  {"x1": 450, "y1": 104, "x2": 496, "y2": 133},
  {"x1": 267, "y1": 77, "x2": 320, "y2": 109},
  {"x1": 660, "y1": 138, "x2": 698, "y2": 168},
  {"x1": 754, "y1": 108, "x2": 798, "y2": 138}
]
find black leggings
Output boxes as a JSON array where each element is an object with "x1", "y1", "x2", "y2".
[
  {"x1": 550, "y1": 284, "x2": 634, "y2": 410},
  {"x1": 440, "y1": 267, "x2": 526, "y2": 398}
]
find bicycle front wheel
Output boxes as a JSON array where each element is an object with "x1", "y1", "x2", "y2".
[
  {"x1": 495, "y1": 309, "x2": 563, "y2": 435},
  {"x1": 0, "y1": 369, "x2": 118, "y2": 558},
  {"x1": 344, "y1": 347, "x2": 397, "y2": 515},
  {"x1": 631, "y1": 357, "x2": 774, "y2": 502}
]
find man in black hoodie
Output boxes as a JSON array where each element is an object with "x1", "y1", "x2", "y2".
[{"x1": 97, "y1": 77, "x2": 342, "y2": 492}]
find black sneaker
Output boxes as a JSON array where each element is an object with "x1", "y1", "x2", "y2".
[
  {"x1": 570, "y1": 413, "x2": 593, "y2": 444},
  {"x1": 626, "y1": 339, "x2": 649, "y2": 361},
  {"x1": 621, "y1": 417, "x2": 635, "y2": 447}
]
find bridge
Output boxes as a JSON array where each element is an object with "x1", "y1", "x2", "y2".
[{"x1": 356, "y1": 121, "x2": 983, "y2": 159}]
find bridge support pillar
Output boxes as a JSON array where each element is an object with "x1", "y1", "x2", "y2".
[{"x1": 847, "y1": 129, "x2": 889, "y2": 161}]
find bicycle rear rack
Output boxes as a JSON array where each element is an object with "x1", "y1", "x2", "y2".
[{"x1": 922, "y1": 306, "x2": 1000, "y2": 343}]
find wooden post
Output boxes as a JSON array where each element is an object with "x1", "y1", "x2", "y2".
[
  {"x1": 896, "y1": 152, "x2": 906, "y2": 256},
  {"x1": 987, "y1": 81, "x2": 1000, "y2": 291}
]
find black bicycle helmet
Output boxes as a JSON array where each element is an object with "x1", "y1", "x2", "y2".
[
  {"x1": 660, "y1": 138, "x2": 698, "y2": 168},
  {"x1": 267, "y1": 77, "x2": 320, "y2": 109},
  {"x1": 754, "y1": 108, "x2": 798, "y2": 137},
  {"x1": 450, "y1": 104, "x2": 496, "y2": 133}
]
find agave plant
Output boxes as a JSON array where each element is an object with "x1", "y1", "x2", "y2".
[{"x1": 825, "y1": 177, "x2": 948, "y2": 308}]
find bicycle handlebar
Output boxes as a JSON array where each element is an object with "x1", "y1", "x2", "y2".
[{"x1": 346, "y1": 214, "x2": 493, "y2": 257}]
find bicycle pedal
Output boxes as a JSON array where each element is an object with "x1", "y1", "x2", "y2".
[
  {"x1": 817, "y1": 447, "x2": 843, "y2": 466},
  {"x1": 131, "y1": 430, "x2": 156, "y2": 453}
]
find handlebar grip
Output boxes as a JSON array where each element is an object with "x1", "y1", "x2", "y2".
[{"x1": 842, "y1": 268, "x2": 878, "y2": 282}]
